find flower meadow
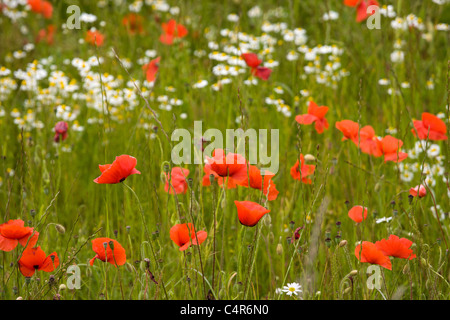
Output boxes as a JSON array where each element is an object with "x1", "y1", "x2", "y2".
[{"x1": 0, "y1": 0, "x2": 449, "y2": 302}]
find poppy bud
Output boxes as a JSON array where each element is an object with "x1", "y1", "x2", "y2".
[
  {"x1": 349, "y1": 270, "x2": 358, "y2": 277},
  {"x1": 374, "y1": 182, "x2": 381, "y2": 192},
  {"x1": 220, "y1": 196, "x2": 226, "y2": 208},
  {"x1": 276, "y1": 243, "x2": 283, "y2": 255},
  {"x1": 163, "y1": 164, "x2": 170, "y2": 173},
  {"x1": 345, "y1": 200, "x2": 350, "y2": 210},
  {"x1": 125, "y1": 262, "x2": 134, "y2": 273},
  {"x1": 209, "y1": 173, "x2": 215, "y2": 185},
  {"x1": 30, "y1": 209, "x2": 36, "y2": 218},
  {"x1": 421, "y1": 258, "x2": 430, "y2": 268},
  {"x1": 187, "y1": 178, "x2": 193, "y2": 188},
  {"x1": 263, "y1": 214, "x2": 272, "y2": 226},
  {"x1": 170, "y1": 212, "x2": 177, "y2": 225},
  {"x1": 55, "y1": 224, "x2": 65, "y2": 234},
  {"x1": 109, "y1": 240, "x2": 115, "y2": 250},
  {"x1": 402, "y1": 264, "x2": 410, "y2": 274},
  {"x1": 144, "y1": 258, "x2": 150, "y2": 269},
  {"x1": 268, "y1": 232, "x2": 274, "y2": 244},
  {"x1": 335, "y1": 234, "x2": 341, "y2": 243},
  {"x1": 339, "y1": 240, "x2": 348, "y2": 247}
]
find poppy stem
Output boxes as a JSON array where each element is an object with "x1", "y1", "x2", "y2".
[
  {"x1": 112, "y1": 251, "x2": 125, "y2": 300},
  {"x1": 243, "y1": 224, "x2": 260, "y2": 299},
  {"x1": 423, "y1": 180, "x2": 449, "y2": 250},
  {"x1": 122, "y1": 183, "x2": 169, "y2": 299},
  {"x1": 211, "y1": 185, "x2": 217, "y2": 293},
  {"x1": 103, "y1": 247, "x2": 108, "y2": 300},
  {"x1": 211, "y1": 182, "x2": 225, "y2": 295},
  {"x1": 187, "y1": 190, "x2": 207, "y2": 299}
]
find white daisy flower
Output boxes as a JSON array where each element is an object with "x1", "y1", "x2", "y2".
[{"x1": 282, "y1": 282, "x2": 302, "y2": 296}]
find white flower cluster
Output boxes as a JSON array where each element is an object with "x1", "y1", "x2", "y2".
[
  {"x1": 299, "y1": 44, "x2": 349, "y2": 88},
  {"x1": 398, "y1": 140, "x2": 446, "y2": 188},
  {"x1": 0, "y1": 0, "x2": 29, "y2": 23}
]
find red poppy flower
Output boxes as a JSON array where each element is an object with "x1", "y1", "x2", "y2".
[
  {"x1": 378, "y1": 135, "x2": 408, "y2": 163},
  {"x1": 348, "y1": 205, "x2": 368, "y2": 223},
  {"x1": 409, "y1": 185, "x2": 426, "y2": 198},
  {"x1": 54, "y1": 121, "x2": 68, "y2": 142},
  {"x1": 344, "y1": 0, "x2": 379, "y2": 23},
  {"x1": 159, "y1": 19, "x2": 188, "y2": 45},
  {"x1": 28, "y1": 0, "x2": 53, "y2": 19},
  {"x1": 122, "y1": 13, "x2": 144, "y2": 35},
  {"x1": 295, "y1": 100, "x2": 329, "y2": 134},
  {"x1": 290, "y1": 154, "x2": 315, "y2": 184},
  {"x1": 335, "y1": 120, "x2": 360, "y2": 142},
  {"x1": 170, "y1": 223, "x2": 207, "y2": 251},
  {"x1": 85, "y1": 30, "x2": 105, "y2": 47},
  {"x1": 36, "y1": 24, "x2": 56, "y2": 45},
  {"x1": 89, "y1": 237, "x2": 126, "y2": 267},
  {"x1": 243, "y1": 165, "x2": 279, "y2": 201},
  {"x1": 336, "y1": 120, "x2": 384, "y2": 157},
  {"x1": 93, "y1": 155, "x2": 141, "y2": 184},
  {"x1": 234, "y1": 201, "x2": 270, "y2": 227},
  {"x1": 358, "y1": 126, "x2": 383, "y2": 157},
  {"x1": 202, "y1": 149, "x2": 248, "y2": 189},
  {"x1": 412, "y1": 112, "x2": 448, "y2": 141},
  {"x1": 0, "y1": 219, "x2": 39, "y2": 252},
  {"x1": 142, "y1": 57, "x2": 160, "y2": 83},
  {"x1": 375, "y1": 235, "x2": 416, "y2": 260},
  {"x1": 165, "y1": 167, "x2": 190, "y2": 195},
  {"x1": 241, "y1": 53, "x2": 272, "y2": 81},
  {"x1": 291, "y1": 226, "x2": 304, "y2": 243},
  {"x1": 18, "y1": 246, "x2": 59, "y2": 277},
  {"x1": 355, "y1": 241, "x2": 392, "y2": 270}
]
